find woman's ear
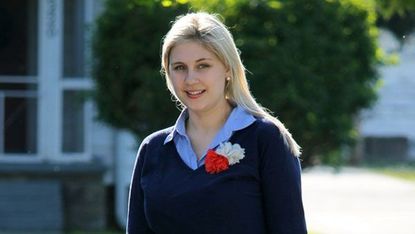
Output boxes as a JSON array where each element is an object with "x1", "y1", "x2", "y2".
[{"x1": 225, "y1": 68, "x2": 231, "y2": 79}]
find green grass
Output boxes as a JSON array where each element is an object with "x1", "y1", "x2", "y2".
[
  {"x1": 375, "y1": 168, "x2": 415, "y2": 181},
  {"x1": 368, "y1": 164, "x2": 415, "y2": 182},
  {"x1": 308, "y1": 231, "x2": 322, "y2": 234}
]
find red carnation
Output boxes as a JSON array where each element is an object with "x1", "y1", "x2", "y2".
[{"x1": 205, "y1": 149, "x2": 229, "y2": 174}]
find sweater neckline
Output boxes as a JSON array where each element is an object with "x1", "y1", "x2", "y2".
[
  {"x1": 165, "y1": 119, "x2": 256, "y2": 172},
  {"x1": 167, "y1": 141, "x2": 207, "y2": 173}
]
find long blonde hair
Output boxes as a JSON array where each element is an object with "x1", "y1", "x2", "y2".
[{"x1": 161, "y1": 12, "x2": 301, "y2": 157}]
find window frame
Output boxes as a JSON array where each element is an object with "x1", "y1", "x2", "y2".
[{"x1": 0, "y1": 0, "x2": 96, "y2": 163}]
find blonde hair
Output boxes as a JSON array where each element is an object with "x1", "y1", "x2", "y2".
[{"x1": 161, "y1": 12, "x2": 301, "y2": 157}]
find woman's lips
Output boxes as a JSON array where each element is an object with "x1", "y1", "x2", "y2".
[{"x1": 185, "y1": 90, "x2": 205, "y2": 99}]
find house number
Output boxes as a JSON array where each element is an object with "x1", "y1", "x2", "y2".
[{"x1": 46, "y1": 0, "x2": 57, "y2": 38}]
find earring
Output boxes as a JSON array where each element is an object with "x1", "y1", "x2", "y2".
[{"x1": 226, "y1": 76, "x2": 231, "y2": 81}]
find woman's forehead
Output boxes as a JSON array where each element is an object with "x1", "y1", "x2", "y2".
[{"x1": 169, "y1": 41, "x2": 218, "y2": 63}]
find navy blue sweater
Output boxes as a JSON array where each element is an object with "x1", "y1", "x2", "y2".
[{"x1": 127, "y1": 118, "x2": 307, "y2": 234}]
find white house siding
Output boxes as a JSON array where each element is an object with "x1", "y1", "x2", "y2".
[
  {"x1": 359, "y1": 29, "x2": 415, "y2": 160},
  {"x1": 91, "y1": 106, "x2": 116, "y2": 184}
]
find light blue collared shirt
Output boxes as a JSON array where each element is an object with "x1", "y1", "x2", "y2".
[{"x1": 164, "y1": 106, "x2": 256, "y2": 170}]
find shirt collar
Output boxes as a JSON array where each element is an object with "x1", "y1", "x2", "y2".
[
  {"x1": 164, "y1": 105, "x2": 255, "y2": 145},
  {"x1": 219, "y1": 105, "x2": 256, "y2": 141},
  {"x1": 164, "y1": 109, "x2": 188, "y2": 144}
]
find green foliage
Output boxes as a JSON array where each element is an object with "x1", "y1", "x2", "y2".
[
  {"x1": 377, "y1": 11, "x2": 415, "y2": 41},
  {"x1": 92, "y1": 0, "x2": 189, "y2": 136},
  {"x1": 223, "y1": 0, "x2": 379, "y2": 165},
  {"x1": 375, "y1": 0, "x2": 415, "y2": 18},
  {"x1": 375, "y1": 0, "x2": 415, "y2": 41},
  {"x1": 92, "y1": 0, "x2": 379, "y2": 166}
]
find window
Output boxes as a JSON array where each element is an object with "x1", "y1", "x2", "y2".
[
  {"x1": 63, "y1": 0, "x2": 86, "y2": 78},
  {"x1": 0, "y1": 0, "x2": 95, "y2": 160},
  {"x1": 62, "y1": 90, "x2": 85, "y2": 153},
  {"x1": 0, "y1": 0, "x2": 38, "y2": 156},
  {"x1": 0, "y1": 0, "x2": 38, "y2": 76},
  {"x1": 60, "y1": 0, "x2": 93, "y2": 157}
]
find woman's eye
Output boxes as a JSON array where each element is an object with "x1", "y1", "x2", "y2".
[
  {"x1": 173, "y1": 65, "x2": 185, "y2": 71},
  {"x1": 197, "y1": 64, "x2": 210, "y2": 69}
]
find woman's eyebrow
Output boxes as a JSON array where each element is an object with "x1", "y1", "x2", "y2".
[
  {"x1": 171, "y1": 57, "x2": 213, "y2": 65},
  {"x1": 195, "y1": 57, "x2": 213, "y2": 62},
  {"x1": 170, "y1": 61, "x2": 184, "y2": 66}
]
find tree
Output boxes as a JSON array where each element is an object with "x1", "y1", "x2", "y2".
[
  {"x1": 375, "y1": 0, "x2": 415, "y2": 18},
  {"x1": 92, "y1": 0, "x2": 379, "y2": 166},
  {"x1": 225, "y1": 0, "x2": 379, "y2": 165},
  {"x1": 375, "y1": 0, "x2": 415, "y2": 41},
  {"x1": 92, "y1": 0, "x2": 189, "y2": 137}
]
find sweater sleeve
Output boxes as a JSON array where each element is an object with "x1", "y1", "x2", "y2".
[
  {"x1": 127, "y1": 143, "x2": 154, "y2": 234},
  {"x1": 259, "y1": 124, "x2": 307, "y2": 234}
]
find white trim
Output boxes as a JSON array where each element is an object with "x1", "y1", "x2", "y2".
[
  {"x1": 0, "y1": 91, "x2": 37, "y2": 98},
  {"x1": 38, "y1": 0, "x2": 64, "y2": 161},
  {"x1": 61, "y1": 78, "x2": 94, "y2": 89},
  {"x1": 0, "y1": 76, "x2": 37, "y2": 83},
  {"x1": 51, "y1": 153, "x2": 92, "y2": 163},
  {"x1": 83, "y1": 99, "x2": 93, "y2": 158},
  {"x1": 0, "y1": 155, "x2": 43, "y2": 163}
]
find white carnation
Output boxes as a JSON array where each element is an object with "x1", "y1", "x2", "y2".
[{"x1": 216, "y1": 142, "x2": 245, "y2": 165}]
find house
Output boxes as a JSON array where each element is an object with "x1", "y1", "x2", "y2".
[
  {"x1": 0, "y1": 0, "x2": 135, "y2": 232},
  {"x1": 359, "y1": 29, "x2": 415, "y2": 162},
  {"x1": 2, "y1": 0, "x2": 413, "y2": 232}
]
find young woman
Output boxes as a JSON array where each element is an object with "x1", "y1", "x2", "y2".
[{"x1": 127, "y1": 12, "x2": 307, "y2": 234}]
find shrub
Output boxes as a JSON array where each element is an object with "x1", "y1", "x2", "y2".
[
  {"x1": 92, "y1": 0, "x2": 379, "y2": 166},
  {"x1": 224, "y1": 0, "x2": 379, "y2": 165},
  {"x1": 92, "y1": 0, "x2": 189, "y2": 137}
]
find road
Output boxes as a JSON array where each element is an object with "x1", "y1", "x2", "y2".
[{"x1": 302, "y1": 167, "x2": 415, "y2": 234}]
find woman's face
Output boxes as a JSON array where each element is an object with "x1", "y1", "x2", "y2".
[{"x1": 168, "y1": 41, "x2": 230, "y2": 115}]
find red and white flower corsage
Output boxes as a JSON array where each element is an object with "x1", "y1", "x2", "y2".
[{"x1": 205, "y1": 142, "x2": 245, "y2": 174}]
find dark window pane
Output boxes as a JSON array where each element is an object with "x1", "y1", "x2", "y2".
[
  {"x1": 0, "y1": 83, "x2": 37, "y2": 91},
  {"x1": 0, "y1": 0, "x2": 38, "y2": 75},
  {"x1": 4, "y1": 97, "x2": 37, "y2": 154},
  {"x1": 62, "y1": 90, "x2": 84, "y2": 153},
  {"x1": 63, "y1": 0, "x2": 85, "y2": 77}
]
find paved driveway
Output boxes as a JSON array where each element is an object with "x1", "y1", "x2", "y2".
[{"x1": 302, "y1": 167, "x2": 415, "y2": 234}]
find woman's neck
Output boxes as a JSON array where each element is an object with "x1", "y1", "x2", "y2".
[{"x1": 186, "y1": 103, "x2": 233, "y2": 136}]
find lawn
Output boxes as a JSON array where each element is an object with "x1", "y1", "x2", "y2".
[{"x1": 369, "y1": 164, "x2": 415, "y2": 182}]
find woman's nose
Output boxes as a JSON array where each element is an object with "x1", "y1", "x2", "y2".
[{"x1": 184, "y1": 70, "x2": 199, "y2": 84}]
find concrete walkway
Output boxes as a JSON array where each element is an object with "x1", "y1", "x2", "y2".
[{"x1": 302, "y1": 167, "x2": 415, "y2": 234}]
